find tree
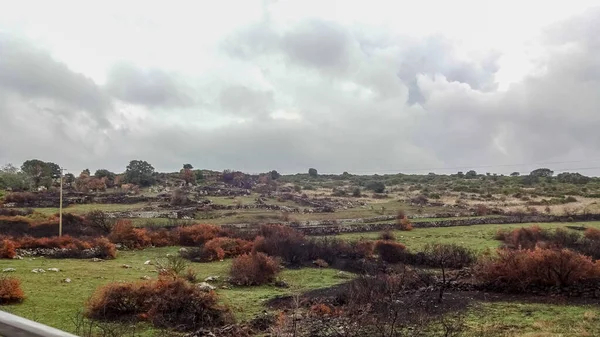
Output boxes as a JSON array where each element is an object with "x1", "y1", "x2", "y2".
[
  {"x1": 0, "y1": 164, "x2": 28, "y2": 191},
  {"x1": 64, "y1": 173, "x2": 76, "y2": 187},
  {"x1": 456, "y1": 171, "x2": 465, "y2": 178},
  {"x1": 530, "y1": 168, "x2": 554, "y2": 178},
  {"x1": 465, "y1": 170, "x2": 477, "y2": 179},
  {"x1": 21, "y1": 159, "x2": 60, "y2": 188},
  {"x1": 269, "y1": 170, "x2": 281, "y2": 180},
  {"x1": 183, "y1": 164, "x2": 193, "y2": 170},
  {"x1": 308, "y1": 168, "x2": 318, "y2": 177},
  {"x1": 82, "y1": 169, "x2": 91, "y2": 176},
  {"x1": 510, "y1": 172, "x2": 520, "y2": 177},
  {"x1": 124, "y1": 160, "x2": 156, "y2": 187},
  {"x1": 180, "y1": 168, "x2": 195, "y2": 185},
  {"x1": 94, "y1": 169, "x2": 116, "y2": 187}
]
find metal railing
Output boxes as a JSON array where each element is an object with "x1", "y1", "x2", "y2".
[{"x1": 0, "y1": 310, "x2": 78, "y2": 337}]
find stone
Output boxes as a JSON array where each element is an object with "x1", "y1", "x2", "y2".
[
  {"x1": 274, "y1": 280, "x2": 289, "y2": 288},
  {"x1": 140, "y1": 275, "x2": 151, "y2": 280},
  {"x1": 47, "y1": 268, "x2": 60, "y2": 272},
  {"x1": 2, "y1": 268, "x2": 16, "y2": 272},
  {"x1": 31, "y1": 268, "x2": 46, "y2": 273},
  {"x1": 63, "y1": 278, "x2": 72, "y2": 283},
  {"x1": 335, "y1": 271, "x2": 352, "y2": 279},
  {"x1": 204, "y1": 275, "x2": 219, "y2": 282},
  {"x1": 121, "y1": 264, "x2": 132, "y2": 269},
  {"x1": 144, "y1": 260, "x2": 152, "y2": 265},
  {"x1": 179, "y1": 247, "x2": 189, "y2": 253},
  {"x1": 13, "y1": 255, "x2": 23, "y2": 260},
  {"x1": 91, "y1": 258, "x2": 103, "y2": 262},
  {"x1": 197, "y1": 282, "x2": 216, "y2": 291}
]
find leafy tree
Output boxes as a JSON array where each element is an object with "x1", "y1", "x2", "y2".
[
  {"x1": 456, "y1": 171, "x2": 465, "y2": 178},
  {"x1": 124, "y1": 160, "x2": 156, "y2": 187},
  {"x1": 82, "y1": 169, "x2": 91, "y2": 176},
  {"x1": 530, "y1": 168, "x2": 554, "y2": 178},
  {"x1": 0, "y1": 164, "x2": 28, "y2": 191},
  {"x1": 20, "y1": 159, "x2": 60, "y2": 188},
  {"x1": 183, "y1": 164, "x2": 193, "y2": 170},
  {"x1": 366, "y1": 181, "x2": 386, "y2": 193},
  {"x1": 269, "y1": 170, "x2": 281, "y2": 180},
  {"x1": 94, "y1": 169, "x2": 116, "y2": 187},
  {"x1": 180, "y1": 168, "x2": 195, "y2": 185},
  {"x1": 308, "y1": 168, "x2": 318, "y2": 177},
  {"x1": 510, "y1": 172, "x2": 520, "y2": 177},
  {"x1": 195, "y1": 170, "x2": 204, "y2": 183},
  {"x1": 64, "y1": 173, "x2": 76, "y2": 187},
  {"x1": 465, "y1": 170, "x2": 477, "y2": 179},
  {"x1": 556, "y1": 172, "x2": 591, "y2": 185}
]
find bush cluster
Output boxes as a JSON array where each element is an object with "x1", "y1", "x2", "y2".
[
  {"x1": 180, "y1": 237, "x2": 253, "y2": 262},
  {"x1": 229, "y1": 253, "x2": 280, "y2": 286},
  {"x1": 85, "y1": 277, "x2": 232, "y2": 331},
  {"x1": 0, "y1": 277, "x2": 25, "y2": 304},
  {"x1": 0, "y1": 235, "x2": 116, "y2": 259}
]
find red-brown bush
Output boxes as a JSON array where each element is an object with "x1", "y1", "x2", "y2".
[
  {"x1": 253, "y1": 224, "x2": 307, "y2": 265},
  {"x1": 178, "y1": 224, "x2": 222, "y2": 246},
  {"x1": 374, "y1": 240, "x2": 407, "y2": 263},
  {"x1": 476, "y1": 247, "x2": 600, "y2": 288},
  {"x1": 16, "y1": 235, "x2": 92, "y2": 250},
  {"x1": 86, "y1": 278, "x2": 232, "y2": 331},
  {"x1": 397, "y1": 215, "x2": 413, "y2": 231},
  {"x1": 148, "y1": 228, "x2": 180, "y2": 247},
  {"x1": 0, "y1": 277, "x2": 25, "y2": 304},
  {"x1": 92, "y1": 237, "x2": 118, "y2": 259},
  {"x1": 7, "y1": 235, "x2": 117, "y2": 259},
  {"x1": 229, "y1": 253, "x2": 280, "y2": 286},
  {"x1": 498, "y1": 225, "x2": 544, "y2": 249},
  {"x1": 0, "y1": 239, "x2": 16, "y2": 259},
  {"x1": 379, "y1": 230, "x2": 396, "y2": 241},
  {"x1": 108, "y1": 220, "x2": 151, "y2": 249},
  {"x1": 203, "y1": 237, "x2": 253, "y2": 261},
  {"x1": 584, "y1": 228, "x2": 600, "y2": 241}
]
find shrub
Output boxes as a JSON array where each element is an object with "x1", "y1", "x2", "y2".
[
  {"x1": 92, "y1": 237, "x2": 117, "y2": 259},
  {"x1": 148, "y1": 228, "x2": 179, "y2": 247},
  {"x1": 178, "y1": 224, "x2": 221, "y2": 246},
  {"x1": 585, "y1": 228, "x2": 600, "y2": 241},
  {"x1": 313, "y1": 259, "x2": 329, "y2": 268},
  {"x1": 421, "y1": 244, "x2": 476, "y2": 269},
  {"x1": 230, "y1": 253, "x2": 280, "y2": 286},
  {"x1": 86, "y1": 278, "x2": 232, "y2": 331},
  {"x1": 374, "y1": 240, "x2": 407, "y2": 263},
  {"x1": 476, "y1": 248, "x2": 600, "y2": 288},
  {"x1": 379, "y1": 230, "x2": 396, "y2": 241},
  {"x1": 0, "y1": 277, "x2": 25, "y2": 304},
  {"x1": 204, "y1": 238, "x2": 253, "y2": 261},
  {"x1": 502, "y1": 225, "x2": 544, "y2": 249},
  {"x1": 396, "y1": 214, "x2": 413, "y2": 231},
  {"x1": 85, "y1": 210, "x2": 115, "y2": 234},
  {"x1": 108, "y1": 220, "x2": 151, "y2": 249},
  {"x1": 0, "y1": 239, "x2": 16, "y2": 258},
  {"x1": 253, "y1": 225, "x2": 307, "y2": 266},
  {"x1": 352, "y1": 188, "x2": 361, "y2": 197}
]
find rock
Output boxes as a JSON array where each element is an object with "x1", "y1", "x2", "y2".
[
  {"x1": 335, "y1": 271, "x2": 352, "y2": 279},
  {"x1": 197, "y1": 282, "x2": 216, "y2": 292},
  {"x1": 204, "y1": 275, "x2": 219, "y2": 282},
  {"x1": 13, "y1": 255, "x2": 23, "y2": 260},
  {"x1": 140, "y1": 275, "x2": 151, "y2": 280},
  {"x1": 31, "y1": 268, "x2": 46, "y2": 273},
  {"x1": 47, "y1": 268, "x2": 60, "y2": 272},
  {"x1": 63, "y1": 278, "x2": 72, "y2": 283},
  {"x1": 2, "y1": 268, "x2": 16, "y2": 272},
  {"x1": 121, "y1": 264, "x2": 132, "y2": 269},
  {"x1": 274, "y1": 280, "x2": 289, "y2": 288},
  {"x1": 91, "y1": 258, "x2": 103, "y2": 262},
  {"x1": 144, "y1": 260, "x2": 152, "y2": 265},
  {"x1": 179, "y1": 247, "x2": 189, "y2": 253}
]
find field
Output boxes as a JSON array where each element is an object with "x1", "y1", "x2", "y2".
[{"x1": 1, "y1": 222, "x2": 600, "y2": 336}]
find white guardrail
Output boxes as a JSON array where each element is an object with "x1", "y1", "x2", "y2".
[{"x1": 0, "y1": 310, "x2": 79, "y2": 337}]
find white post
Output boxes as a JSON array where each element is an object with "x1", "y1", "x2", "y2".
[{"x1": 59, "y1": 168, "x2": 63, "y2": 237}]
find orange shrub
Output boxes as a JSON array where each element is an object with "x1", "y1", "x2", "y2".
[
  {"x1": 0, "y1": 277, "x2": 25, "y2": 304},
  {"x1": 203, "y1": 237, "x2": 253, "y2": 261},
  {"x1": 86, "y1": 278, "x2": 231, "y2": 331},
  {"x1": 397, "y1": 216, "x2": 413, "y2": 231},
  {"x1": 476, "y1": 247, "x2": 600, "y2": 288},
  {"x1": 92, "y1": 237, "x2": 117, "y2": 259},
  {"x1": 374, "y1": 240, "x2": 407, "y2": 263},
  {"x1": 379, "y1": 230, "x2": 396, "y2": 241},
  {"x1": 230, "y1": 253, "x2": 280, "y2": 286},
  {"x1": 108, "y1": 220, "x2": 151, "y2": 249},
  {"x1": 16, "y1": 235, "x2": 92, "y2": 250},
  {"x1": 584, "y1": 228, "x2": 600, "y2": 241},
  {"x1": 178, "y1": 224, "x2": 221, "y2": 246},
  {"x1": 0, "y1": 239, "x2": 16, "y2": 259},
  {"x1": 311, "y1": 303, "x2": 333, "y2": 316},
  {"x1": 148, "y1": 228, "x2": 179, "y2": 247}
]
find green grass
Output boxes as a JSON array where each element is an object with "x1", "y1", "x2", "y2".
[
  {"x1": 25, "y1": 203, "x2": 149, "y2": 216},
  {"x1": 337, "y1": 222, "x2": 600, "y2": 252},
  {"x1": 0, "y1": 247, "x2": 345, "y2": 335},
  {"x1": 465, "y1": 301, "x2": 600, "y2": 336}
]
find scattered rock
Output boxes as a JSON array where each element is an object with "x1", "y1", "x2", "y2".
[
  {"x1": 121, "y1": 264, "x2": 132, "y2": 269},
  {"x1": 13, "y1": 255, "x2": 23, "y2": 260},
  {"x1": 2, "y1": 268, "x2": 16, "y2": 272},
  {"x1": 63, "y1": 278, "x2": 72, "y2": 283},
  {"x1": 90, "y1": 258, "x2": 104, "y2": 262},
  {"x1": 140, "y1": 275, "x2": 151, "y2": 280},
  {"x1": 204, "y1": 275, "x2": 219, "y2": 282},
  {"x1": 220, "y1": 285, "x2": 230, "y2": 290},
  {"x1": 31, "y1": 268, "x2": 46, "y2": 273},
  {"x1": 335, "y1": 271, "x2": 352, "y2": 279},
  {"x1": 197, "y1": 282, "x2": 216, "y2": 292},
  {"x1": 144, "y1": 260, "x2": 152, "y2": 265},
  {"x1": 47, "y1": 268, "x2": 60, "y2": 272},
  {"x1": 274, "y1": 280, "x2": 289, "y2": 288},
  {"x1": 179, "y1": 247, "x2": 189, "y2": 253}
]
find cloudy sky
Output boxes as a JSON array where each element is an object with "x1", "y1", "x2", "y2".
[{"x1": 1, "y1": 0, "x2": 600, "y2": 175}]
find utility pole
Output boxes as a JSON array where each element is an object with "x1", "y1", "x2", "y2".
[{"x1": 59, "y1": 168, "x2": 66, "y2": 237}]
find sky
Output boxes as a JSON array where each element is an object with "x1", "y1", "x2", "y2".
[{"x1": 1, "y1": 0, "x2": 600, "y2": 175}]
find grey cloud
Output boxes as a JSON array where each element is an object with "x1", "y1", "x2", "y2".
[
  {"x1": 105, "y1": 63, "x2": 194, "y2": 108},
  {"x1": 219, "y1": 85, "x2": 274, "y2": 117},
  {"x1": 0, "y1": 35, "x2": 112, "y2": 126}
]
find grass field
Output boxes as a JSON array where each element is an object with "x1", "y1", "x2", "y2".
[
  {"x1": 0, "y1": 247, "x2": 344, "y2": 335},
  {"x1": 337, "y1": 222, "x2": 600, "y2": 252}
]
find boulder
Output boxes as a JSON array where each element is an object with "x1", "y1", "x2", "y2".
[{"x1": 197, "y1": 282, "x2": 216, "y2": 292}]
